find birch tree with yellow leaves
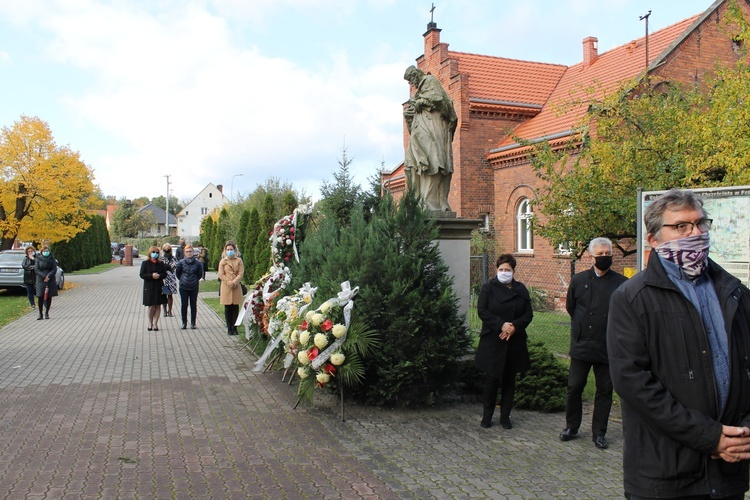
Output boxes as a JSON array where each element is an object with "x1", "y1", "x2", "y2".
[{"x1": 0, "y1": 115, "x2": 97, "y2": 250}]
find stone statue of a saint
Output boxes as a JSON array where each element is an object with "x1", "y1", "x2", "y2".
[{"x1": 403, "y1": 65, "x2": 458, "y2": 213}]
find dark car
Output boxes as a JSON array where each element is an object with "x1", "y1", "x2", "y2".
[{"x1": 0, "y1": 250, "x2": 64, "y2": 291}]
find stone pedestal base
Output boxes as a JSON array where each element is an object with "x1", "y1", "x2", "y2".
[{"x1": 432, "y1": 217, "x2": 482, "y2": 320}]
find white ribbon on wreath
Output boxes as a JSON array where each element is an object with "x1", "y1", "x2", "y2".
[
  {"x1": 254, "y1": 282, "x2": 317, "y2": 372},
  {"x1": 311, "y1": 281, "x2": 359, "y2": 370}
]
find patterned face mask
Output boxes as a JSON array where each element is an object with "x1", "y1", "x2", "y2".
[{"x1": 654, "y1": 232, "x2": 709, "y2": 278}]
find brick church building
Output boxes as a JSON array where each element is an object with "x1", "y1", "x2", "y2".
[{"x1": 382, "y1": 0, "x2": 750, "y2": 304}]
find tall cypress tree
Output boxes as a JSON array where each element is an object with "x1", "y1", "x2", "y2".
[
  {"x1": 243, "y1": 208, "x2": 261, "y2": 282},
  {"x1": 253, "y1": 194, "x2": 275, "y2": 277}
]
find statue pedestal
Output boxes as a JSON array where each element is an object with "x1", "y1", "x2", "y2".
[{"x1": 432, "y1": 217, "x2": 482, "y2": 320}]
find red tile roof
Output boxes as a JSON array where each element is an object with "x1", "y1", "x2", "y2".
[
  {"x1": 453, "y1": 52, "x2": 566, "y2": 106},
  {"x1": 490, "y1": 14, "x2": 700, "y2": 156}
]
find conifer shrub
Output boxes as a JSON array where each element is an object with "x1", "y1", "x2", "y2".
[
  {"x1": 514, "y1": 340, "x2": 567, "y2": 412},
  {"x1": 292, "y1": 190, "x2": 470, "y2": 406}
]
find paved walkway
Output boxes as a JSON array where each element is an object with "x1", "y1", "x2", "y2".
[{"x1": 0, "y1": 263, "x2": 630, "y2": 499}]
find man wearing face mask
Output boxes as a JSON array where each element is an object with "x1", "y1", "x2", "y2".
[
  {"x1": 560, "y1": 238, "x2": 627, "y2": 449},
  {"x1": 608, "y1": 189, "x2": 750, "y2": 499}
]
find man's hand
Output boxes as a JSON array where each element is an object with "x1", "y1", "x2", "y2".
[{"x1": 712, "y1": 425, "x2": 750, "y2": 462}]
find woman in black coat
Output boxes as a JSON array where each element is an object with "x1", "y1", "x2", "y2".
[
  {"x1": 475, "y1": 254, "x2": 533, "y2": 429},
  {"x1": 34, "y1": 245, "x2": 59, "y2": 320},
  {"x1": 140, "y1": 245, "x2": 167, "y2": 331}
]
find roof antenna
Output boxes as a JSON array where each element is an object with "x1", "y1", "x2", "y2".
[{"x1": 639, "y1": 10, "x2": 651, "y2": 70}]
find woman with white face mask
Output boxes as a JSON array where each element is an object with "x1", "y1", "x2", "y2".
[{"x1": 474, "y1": 254, "x2": 533, "y2": 429}]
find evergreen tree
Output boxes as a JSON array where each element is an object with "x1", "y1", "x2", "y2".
[
  {"x1": 319, "y1": 144, "x2": 362, "y2": 227},
  {"x1": 211, "y1": 208, "x2": 229, "y2": 269},
  {"x1": 293, "y1": 189, "x2": 470, "y2": 406},
  {"x1": 200, "y1": 216, "x2": 215, "y2": 270},
  {"x1": 243, "y1": 208, "x2": 261, "y2": 282},
  {"x1": 236, "y1": 209, "x2": 250, "y2": 259},
  {"x1": 253, "y1": 194, "x2": 275, "y2": 277}
]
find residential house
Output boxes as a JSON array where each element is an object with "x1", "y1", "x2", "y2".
[
  {"x1": 382, "y1": 0, "x2": 749, "y2": 305},
  {"x1": 176, "y1": 183, "x2": 229, "y2": 242},
  {"x1": 137, "y1": 203, "x2": 176, "y2": 237}
]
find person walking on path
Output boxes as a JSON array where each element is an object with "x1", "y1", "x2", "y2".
[
  {"x1": 475, "y1": 254, "x2": 533, "y2": 429},
  {"x1": 140, "y1": 246, "x2": 167, "y2": 331},
  {"x1": 608, "y1": 189, "x2": 750, "y2": 499},
  {"x1": 217, "y1": 240, "x2": 244, "y2": 336},
  {"x1": 22, "y1": 245, "x2": 37, "y2": 308},
  {"x1": 175, "y1": 244, "x2": 203, "y2": 330},
  {"x1": 560, "y1": 237, "x2": 627, "y2": 450},
  {"x1": 34, "y1": 245, "x2": 58, "y2": 320}
]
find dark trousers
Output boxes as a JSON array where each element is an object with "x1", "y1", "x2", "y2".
[
  {"x1": 482, "y1": 366, "x2": 516, "y2": 416},
  {"x1": 25, "y1": 284, "x2": 35, "y2": 307},
  {"x1": 565, "y1": 358, "x2": 612, "y2": 436},
  {"x1": 179, "y1": 288, "x2": 198, "y2": 326},
  {"x1": 224, "y1": 304, "x2": 239, "y2": 332},
  {"x1": 37, "y1": 295, "x2": 52, "y2": 315}
]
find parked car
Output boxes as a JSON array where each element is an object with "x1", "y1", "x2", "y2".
[
  {"x1": 0, "y1": 250, "x2": 64, "y2": 291},
  {"x1": 132, "y1": 246, "x2": 140, "y2": 258}
]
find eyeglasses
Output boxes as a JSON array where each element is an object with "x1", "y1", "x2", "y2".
[{"x1": 661, "y1": 218, "x2": 712, "y2": 235}]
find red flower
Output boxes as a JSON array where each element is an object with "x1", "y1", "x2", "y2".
[
  {"x1": 324, "y1": 363, "x2": 336, "y2": 375},
  {"x1": 289, "y1": 227, "x2": 295, "y2": 232},
  {"x1": 307, "y1": 346, "x2": 319, "y2": 360},
  {"x1": 300, "y1": 321, "x2": 308, "y2": 331},
  {"x1": 321, "y1": 319, "x2": 333, "y2": 332}
]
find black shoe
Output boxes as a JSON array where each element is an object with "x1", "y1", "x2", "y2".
[
  {"x1": 44, "y1": 312, "x2": 49, "y2": 319},
  {"x1": 191, "y1": 325, "x2": 196, "y2": 330},
  {"x1": 593, "y1": 435, "x2": 608, "y2": 449},
  {"x1": 560, "y1": 428, "x2": 579, "y2": 441},
  {"x1": 480, "y1": 420, "x2": 493, "y2": 429},
  {"x1": 181, "y1": 324, "x2": 187, "y2": 330},
  {"x1": 499, "y1": 416, "x2": 512, "y2": 429},
  {"x1": 37, "y1": 314, "x2": 43, "y2": 320}
]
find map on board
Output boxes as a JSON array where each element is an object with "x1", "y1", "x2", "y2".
[{"x1": 641, "y1": 186, "x2": 750, "y2": 286}]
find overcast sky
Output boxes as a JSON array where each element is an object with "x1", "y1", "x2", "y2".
[{"x1": 0, "y1": 0, "x2": 712, "y2": 202}]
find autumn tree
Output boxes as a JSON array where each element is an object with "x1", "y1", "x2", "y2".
[
  {"x1": 0, "y1": 116, "x2": 97, "y2": 250},
  {"x1": 110, "y1": 201, "x2": 157, "y2": 239},
  {"x1": 527, "y1": 62, "x2": 750, "y2": 257}
]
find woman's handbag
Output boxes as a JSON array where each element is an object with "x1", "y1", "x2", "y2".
[
  {"x1": 162, "y1": 285, "x2": 172, "y2": 295},
  {"x1": 241, "y1": 283, "x2": 248, "y2": 295}
]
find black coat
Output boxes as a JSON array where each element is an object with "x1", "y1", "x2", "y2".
[
  {"x1": 34, "y1": 254, "x2": 58, "y2": 298},
  {"x1": 175, "y1": 258, "x2": 203, "y2": 291},
  {"x1": 22, "y1": 256, "x2": 36, "y2": 285},
  {"x1": 475, "y1": 278, "x2": 533, "y2": 379},
  {"x1": 608, "y1": 251, "x2": 750, "y2": 498},
  {"x1": 140, "y1": 259, "x2": 167, "y2": 306},
  {"x1": 566, "y1": 267, "x2": 627, "y2": 363}
]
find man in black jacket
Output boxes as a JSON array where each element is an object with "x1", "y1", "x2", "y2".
[
  {"x1": 608, "y1": 189, "x2": 750, "y2": 499},
  {"x1": 560, "y1": 237, "x2": 627, "y2": 449}
]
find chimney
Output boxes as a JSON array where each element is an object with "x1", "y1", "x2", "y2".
[
  {"x1": 583, "y1": 36, "x2": 598, "y2": 69},
  {"x1": 216, "y1": 184, "x2": 223, "y2": 193},
  {"x1": 627, "y1": 40, "x2": 637, "y2": 54}
]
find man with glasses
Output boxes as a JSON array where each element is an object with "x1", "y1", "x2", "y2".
[{"x1": 608, "y1": 189, "x2": 750, "y2": 499}]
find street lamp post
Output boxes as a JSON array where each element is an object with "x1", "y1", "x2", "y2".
[{"x1": 230, "y1": 173, "x2": 244, "y2": 203}]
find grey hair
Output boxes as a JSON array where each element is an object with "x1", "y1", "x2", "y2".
[
  {"x1": 643, "y1": 189, "x2": 707, "y2": 238},
  {"x1": 588, "y1": 237, "x2": 613, "y2": 254}
]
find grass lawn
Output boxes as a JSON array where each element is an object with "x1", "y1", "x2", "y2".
[
  {"x1": 68, "y1": 262, "x2": 119, "y2": 275},
  {"x1": 0, "y1": 289, "x2": 31, "y2": 329}
]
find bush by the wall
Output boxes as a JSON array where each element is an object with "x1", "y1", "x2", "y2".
[
  {"x1": 514, "y1": 340, "x2": 567, "y2": 412},
  {"x1": 51, "y1": 214, "x2": 111, "y2": 271}
]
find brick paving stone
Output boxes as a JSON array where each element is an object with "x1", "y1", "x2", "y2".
[{"x1": 1, "y1": 264, "x2": 748, "y2": 499}]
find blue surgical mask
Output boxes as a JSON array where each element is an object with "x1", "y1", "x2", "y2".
[
  {"x1": 227, "y1": 250, "x2": 235, "y2": 258},
  {"x1": 151, "y1": 252, "x2": 159, "y2": 259},
  {"x1": 42, "y1": 251, "x2": 50, "y2": 257}
]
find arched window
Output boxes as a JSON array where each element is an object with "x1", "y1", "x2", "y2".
[{"x1": 517, "y1": 198, "x2": 534, "y2": 252}]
